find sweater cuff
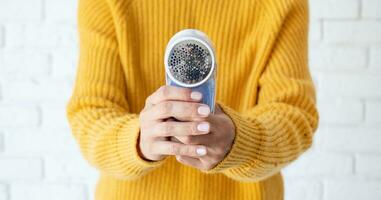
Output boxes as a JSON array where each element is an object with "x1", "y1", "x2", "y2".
[
  {"x1": 206, "y1": 102, "x2": 262, "y2": 173},
  {"x1": 118, "y1": 116, "x2": 165, "y2": 174}
]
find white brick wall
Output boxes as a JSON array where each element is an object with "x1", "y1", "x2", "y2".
[
  {"x1": 0, "y1": 26, "x2": 4, "y2": 48},
  {"x1": 0, "y1": 184, "x2": 7, "y2": 200},
  {"x1": 0, "y1": 158, "x2": 42, "y2": 181},
  {"x1": 0, "y1": 0, "x2": 380, "y2": 199},
  {"x1": 356, "y1": 155, "x2": 381, "y2": 177},
  {"x1": 10, "y1": 183, "x2": 87, "y2": 200},
  {"x1": 324, "y1": 21, "x2": 381, "y2": 44},
  {"x1": 324, "y1": 181, "x2": 381, "y2": 200},
  {"x1": 363, "y1": 0, "x2": 381, "y2": 19},
  {"x1": 310, "y1": 0, "x2": 360, "y2": 19},
  {"x1": 370, "y1": 47, "x2": 381, "y2": 71},
  {"x1": 0, "y1": 0, "x2": 42, "y2": 21}
]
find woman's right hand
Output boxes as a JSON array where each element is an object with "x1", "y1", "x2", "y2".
[{"x1": 138, "y1": 86, "x2": 212, "y2": 161}]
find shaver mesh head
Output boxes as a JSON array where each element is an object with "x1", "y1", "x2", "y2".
[{"x1": 168, "y1": 40, "x2": 213, "y2": 85}]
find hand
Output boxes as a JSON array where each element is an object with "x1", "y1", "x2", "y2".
[
  {"x1": 138, "y1": 86, "x2": 212, "y2": 161},
  {"x1": 172, "y1": 105, "x2": 235, "y2": 171}
]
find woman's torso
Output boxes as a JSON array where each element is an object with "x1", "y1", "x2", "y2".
[{"x1": 96, "y1": 0, "x2": 288, "y2": 199}]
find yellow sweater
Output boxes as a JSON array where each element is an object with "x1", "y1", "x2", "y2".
[{"x1": 67, "y1": 0, "x2": 318, "y2": 199}]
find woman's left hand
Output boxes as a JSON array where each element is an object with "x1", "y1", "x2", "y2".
[{"x1": 171, "y1": 105, "x2": 236, "y2": 171}]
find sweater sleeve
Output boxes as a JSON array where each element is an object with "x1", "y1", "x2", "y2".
[
  {"x1": 207, "y1": 0, "x2": 319, "y2": 181},
  {"x1": 66, "y1": 0, "x2": 164, "y2": 180}
]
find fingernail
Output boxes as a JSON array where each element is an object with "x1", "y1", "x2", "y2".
[
  {"x1": 196, "y1": 147, "x2": 207, "y2": 156},
  {"x1": 198, "y1": 106, "x2": 210, "y2": 116},
  {"x1": 191, "y1": 91, "x2": 202, "y2": 100},
  {"x1": 197, "y1": 123, "x2": 209, "y2": 132}
]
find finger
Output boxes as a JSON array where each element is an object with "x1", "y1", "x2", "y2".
[
  {"x1": 170, "y1": 136, "x2": 181, "y2": 143},
  {"x1": 146, "y1": 86, "x2": 202, "y2": 107},
  {"x1": 174, "y1": 133, "x2": 213, "y2": 145},
  {"x1": 176, "y1": 155, "x2": 205, "y2": 169},
  {"x1": 214, "y1": 104, "x2": 223, "y2": 114},
  {"x1": 152, "y1": 121, "x2": 210, "y2": 137},
  {"x1": 205, "y1": 113, "x2": 219, "y2": 130},
  {"x1": 152, "y1": 141, "x2": 207, "y2": 157},
  {"x1": 148, "y1": 101, "x2": 211, "y2": 121}
]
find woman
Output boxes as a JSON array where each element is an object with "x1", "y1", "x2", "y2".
[{"x1": 67, "y1": 0, "x2": 319, "y2": 199}]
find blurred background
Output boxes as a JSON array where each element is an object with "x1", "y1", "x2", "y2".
[{"x1": 0, "y1": 0, "x2": 380, "y2": 199}]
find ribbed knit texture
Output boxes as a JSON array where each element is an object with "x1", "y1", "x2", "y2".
[{"x1": 66, "y1": 0, "x2": 318, "y2": 199}]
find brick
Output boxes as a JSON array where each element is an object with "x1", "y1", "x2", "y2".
[
  {"x1": 284, "y1": 179, "x2": 321, "y2": 200},
  {"x1": 3, "y1": 130, "x2": 78, "y2": 157},
  {"x1": 324, "y1": 21, "x2": 381, "y2": 44},
  {"x1": 40, "y1": 103, "x2": 70, "y2": 129},
  {"x1": 0, "y1": 184, "x2": 7, "y2": 200},
  {"x1": 325, "y1": 181, "x2": 381, "y2": 200},
  {"x1": 320, "y1": 127, "x2": 381, "y2": 153},
  {"x1": 51, "y1": 48, "x2": 78, "y2": 80},
  {"x1": 317, "y1": 99, "x2": 363, "y2": 124},
  {"x1": 0, "y1": 104, "x2": 39, "y2": 128},
  {"x1": 309, "y1": 46, "x2": 367, "y2": 70},
  {"x1": 3, "y1": 24, "x2": 25, "y2": 48},
  {"x1": 45, "y1": 155, "x2": 98, "y2": 181},
  {"x1": 370, "y1": 47, "x2": 381, "y2": 71},
  {"x1": 10, "y1": 183, "x2": 86, "y2": 200},
  {"x1": 318, "y1": 74, "x2": 381, "y2": 98},
  {"x1": 0, "y1": 81, "x2": 2, "y2": 100},
  {"x1": 356, "y1": 155, "x2": 381, "y2": 177},
  {"x1": 0, "y1": 26, "x2": 4, "y2": 47},
  {"x1": 2, "y1": 79, "x2": 72, "y2": 103},
  {"x1": 25, "y1": 24, "x2": 78, "y2": 48},
  {"x1": 0, "y1": 158, "x2": 42, "y2": 181},
  {"x1": 0, "y1": 50, "x2": 50, "y2": 79},
  {"x1": 363, "y1": 0, "x2": 381, "y2": 19},
  {"x1": 310, "y1": 0, "x2": 359, "y2": 19},
  {"x1": 0, "y1": 0, "x2": 42, "y2": 21},
  {"x1": 45, "y1": 0, "x2": 78, "y2": 22},
  {"x1": 0, "y1": 132, "x2": 3, "y2": 153},
  {"x1": 284, "y1": 151, "x2": 353, "y2": 177},
  {"x1": 309, "y1": 20, "x2": 322, "y2": 42},
  {"x1": 366, "y1": 101, "x2": 381, "y2": 124}
]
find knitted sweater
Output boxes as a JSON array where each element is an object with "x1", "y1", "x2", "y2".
[{"x1": 66, "y1": 0, "x2": 319, "y2": 199}]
